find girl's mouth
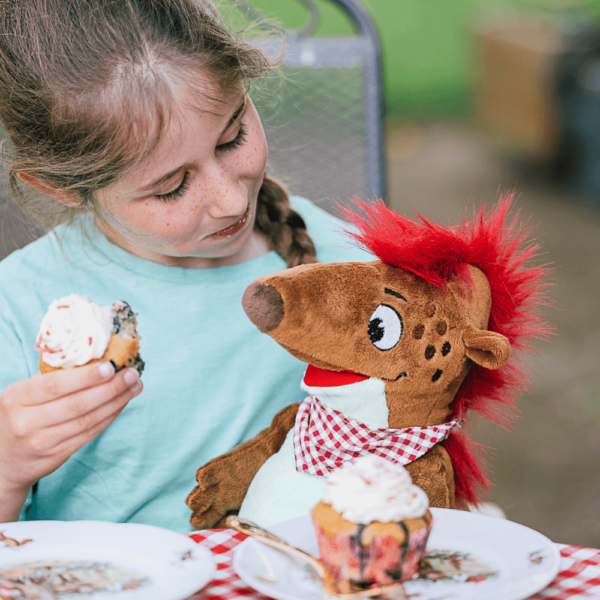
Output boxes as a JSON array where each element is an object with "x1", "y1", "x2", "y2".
[{"x1": 207, "y1": 204, "x2": 251, "y2": 239}]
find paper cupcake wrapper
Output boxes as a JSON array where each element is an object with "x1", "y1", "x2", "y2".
[{"x1": 314, "y1": 518, "x2": 433, "y2": 586}]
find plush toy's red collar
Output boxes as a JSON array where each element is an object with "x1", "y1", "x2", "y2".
[{"x1": 303, "y1": 364, "x2": 369, "y2": 387}]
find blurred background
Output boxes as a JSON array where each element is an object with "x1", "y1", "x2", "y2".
[{"x1": 1, "y1": 0, "x2": 599, "y2": 547}]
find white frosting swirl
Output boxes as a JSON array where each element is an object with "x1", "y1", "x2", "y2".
[
  {"x1": 35, "y1": 294, "x2": 113, "y2": 368},
  {"x1": 323, "y1": 455, "x2": 429, "y2": 524}
]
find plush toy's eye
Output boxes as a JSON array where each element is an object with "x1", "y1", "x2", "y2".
[{"x1": 368, "y1": 304, "x2": 403, "y2": 351}]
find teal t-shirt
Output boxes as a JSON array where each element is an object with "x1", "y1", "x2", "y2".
[{"x1": 0, "y1": 197, "x2": 373, "y2": 531}]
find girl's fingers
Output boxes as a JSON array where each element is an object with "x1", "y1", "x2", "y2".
[
  {"x1": 21, "y1": 362, "x2": 117, "y2": 406},
  {"x1": 37, "y1": 380, "x2": 143, "y2": 453},
  {"x1": 27, "y1": 368, "x2": 140, "y2": 428}
]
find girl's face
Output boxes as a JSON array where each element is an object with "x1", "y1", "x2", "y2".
[{"x1": 95, "y1": 85, "x2": 269, "y2": 268}]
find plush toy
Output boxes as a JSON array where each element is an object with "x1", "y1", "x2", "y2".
[{"x1": 187, "y1": 195, "x2": 550, "y2": 529}]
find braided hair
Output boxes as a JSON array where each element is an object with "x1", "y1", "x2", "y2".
[{"x1": 255, "y1": 176, "x2": 317, "y2": 267}]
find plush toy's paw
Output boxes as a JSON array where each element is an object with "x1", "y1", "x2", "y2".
[
  {"x1": 406, "y1": 444, "x2": 455, "y2": 509},
  {"x1": 187, "y1": 403, "x2": 301, "y2": 530},
  {"x1": 187, "y1": 489, "x2": 234, "y2": 530},
  {"x1": 189, "y1": 502, "x2": 236, "y2": 530},
  {"x1": 187, "y1": 456, "x2": 246, "y2": 529}
]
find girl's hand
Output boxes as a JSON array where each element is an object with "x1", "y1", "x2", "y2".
[{"x1": 0, "y1": 362, "x2": 142, "y2": 501}]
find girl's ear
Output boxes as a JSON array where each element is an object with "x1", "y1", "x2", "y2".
[{"x1": 16, "y1": 172, "x2": 82, "y2": 207}]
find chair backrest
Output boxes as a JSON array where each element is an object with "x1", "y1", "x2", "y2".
[{"x1": 238, "y1": 0, "x2": 387, "y2": 213}]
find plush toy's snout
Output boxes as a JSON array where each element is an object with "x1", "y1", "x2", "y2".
[{"x1": 242, "y1": 282, "x2": 284, "y2": 333}]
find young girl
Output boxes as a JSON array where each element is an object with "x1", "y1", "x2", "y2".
[{"x1": 0, "y1": 0, "x2": 371, "y2": 530}]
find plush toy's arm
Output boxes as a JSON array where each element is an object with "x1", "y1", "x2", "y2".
[
  {"x1": 186, "y1": 402, "x2": 300, "y2": 529},
  {"x1": 406, "y1": 444, "x2": 455, "y2": 509}
]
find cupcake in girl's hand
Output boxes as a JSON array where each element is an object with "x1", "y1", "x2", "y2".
[
  {"x1": 312, "y1": 455, "x2": 433, "y2": 588},
  {"x1": 35, "y1": 294, "x2": 144, "y2": 375}
]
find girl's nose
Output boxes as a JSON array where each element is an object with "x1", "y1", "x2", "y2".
[{"x1": 203, "y1": 165, "x2": 248, "y2": 218}]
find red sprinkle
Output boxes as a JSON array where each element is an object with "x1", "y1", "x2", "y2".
[
  {"x1": 88, "y1": 337, "x2": 92, "y2": 345},
  {"x1": 39, "y1": 346, "x2": 61, "y2": 354},
  {"x1": 57, "y1": 305, "x2": 68, "y2": 309}
]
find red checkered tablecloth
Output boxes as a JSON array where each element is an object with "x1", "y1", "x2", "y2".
[{"x1": 185, "y1": 529, "x2": 600, "y2": 600}]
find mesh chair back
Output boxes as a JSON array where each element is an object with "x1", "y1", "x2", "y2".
[{"x1": 242, "y1": 0, "x2": 386, "y2": 213}]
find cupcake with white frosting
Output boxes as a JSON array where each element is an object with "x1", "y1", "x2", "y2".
[
  {"x1": 312, "y1": 455, "x2": 433, "y2": 587},
  {"x1": 36, "y1": 294, "x2": 144, "y2": 374}
]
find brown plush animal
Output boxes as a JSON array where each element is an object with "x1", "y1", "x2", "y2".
[{"x1": 187, "y1": 197, "x2": 550, "y2": 529}]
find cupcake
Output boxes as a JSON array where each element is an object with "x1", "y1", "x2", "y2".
[
  {"x1": 312, "y1": 455, "x2": 432, "y2": 588},
  {"x1": 35, "y1": 294, "x2": 144, "y2": 374}
]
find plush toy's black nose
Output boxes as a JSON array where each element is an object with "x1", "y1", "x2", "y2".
[{"x1": 242, "y1": 282, "x2": 284, "y2": 333}]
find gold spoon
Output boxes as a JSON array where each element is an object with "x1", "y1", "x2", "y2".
[{"x1": 227, "y1": 516, "x2": 408, "y2": 599}]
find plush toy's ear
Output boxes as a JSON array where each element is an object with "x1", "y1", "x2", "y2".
[{"x1": 463, "y1": 325, "x2": 511, "y2": 370}]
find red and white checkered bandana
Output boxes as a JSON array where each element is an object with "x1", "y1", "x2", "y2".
[{"x1": 293, "y1": 395, "x2": 459, "y2": 476}]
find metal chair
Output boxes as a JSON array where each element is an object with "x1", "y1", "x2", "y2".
[{"x1": 235, "y1": 0, "x2": 387, "y2": 212}]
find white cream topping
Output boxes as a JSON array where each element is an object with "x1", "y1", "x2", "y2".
[
  {"x1": 323, "y1": 455, "x2": 429, "y2": 524},
  {"x1": 35, "y1": 294, "x2": 113, "y2": 368}
]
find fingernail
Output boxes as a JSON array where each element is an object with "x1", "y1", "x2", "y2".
[
  {"x1": 124, "y1": 369, "x2": 139, "y2": 385},
  {"x1": 99, "y1": 362, "x2": 115, "y2": 378},
  {"x1": 131, "y1": 381, "x2": 142, "y2": 394}
]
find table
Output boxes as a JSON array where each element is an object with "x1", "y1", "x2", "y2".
[{"x1": 186, "y1": 529, "x2": 600, "y2": 600}]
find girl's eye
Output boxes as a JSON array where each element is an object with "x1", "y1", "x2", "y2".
[
  {"x1": 216, "y1": 122, "x2": 247, "y2": 153},
  {"x1": 155, "y1": 172, "x2": 191, "y2": 203}
]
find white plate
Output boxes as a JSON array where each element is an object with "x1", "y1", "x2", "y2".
[
  {"x1": 0, "y1": 520, "x2": 215, "y2": 600},
  {"x1": 233, "y1": 508, "x2": 561, "y2": 600}
]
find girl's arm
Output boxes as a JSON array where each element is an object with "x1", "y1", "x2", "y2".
[{"x1": 0, "y1": 362, "x2": 143, "y2": 523}]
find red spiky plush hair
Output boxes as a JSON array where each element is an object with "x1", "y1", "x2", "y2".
[{"x1": 341, "y1": 193, "x2": 552, "y2": 505}]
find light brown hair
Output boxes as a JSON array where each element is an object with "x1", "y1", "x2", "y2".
[{"x1": 0, "y1": 0, "x2": 316, "y2": 267}]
